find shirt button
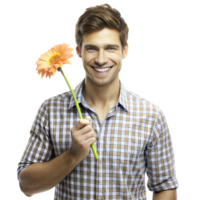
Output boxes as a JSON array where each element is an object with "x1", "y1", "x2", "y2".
[{"x1": 94, "y1": 116, "x2": 97, "y2": 119}]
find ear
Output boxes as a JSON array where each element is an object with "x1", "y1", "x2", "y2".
[
  {"x1": 76, "y1": 46, "x2": 82, "y2": 58},
  {"x1": 122, "y1": 43, "x2": 129, "y2": 59}
]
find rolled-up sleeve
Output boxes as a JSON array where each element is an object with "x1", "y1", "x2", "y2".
[
  {"x1": 145, "y1": 110, "x2": 179, "y2": 192},
  {"x1": 17, "y1": 100, "x2": 55, "y2": 180}
]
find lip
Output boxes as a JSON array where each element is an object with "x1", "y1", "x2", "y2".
[
  {"x1": 91, "y1": 66, "x2": 113, "y2": 69},
  {"x1": 91, "y1": 66, "x2": 113, "y2": 75}
]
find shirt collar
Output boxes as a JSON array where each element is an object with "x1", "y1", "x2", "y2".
[{"x1": 68, "y1": 78, "x2": 130, "y2": 112}]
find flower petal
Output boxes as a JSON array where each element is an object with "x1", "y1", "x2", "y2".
[
  {"x1": 36, "y1": 60, "x2": 46, "y2": 65},
  {"x1": 63, "y1": 60, "x2": 74, "y2": 66},
  {"x1": 40, "y1": 70, "x2": 46, "y2": 76},
  {"x1": 37, "y1": 63, "x2": 50, "y2": 70},
  {"x1": 49, "y1": 66, "x2": 57, "y2": 74},
  {"x1": 36, "y1": 43, "x2": 74, "y2": 78}
]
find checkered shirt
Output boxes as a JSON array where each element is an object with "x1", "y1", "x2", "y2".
[{"x1": 17, "y1": 78, "x2": 178, "y2": 200}]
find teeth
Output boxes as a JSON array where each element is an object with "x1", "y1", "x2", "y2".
[{"x1": 93, "y1": 67, "x2": 111, "y2": 72}]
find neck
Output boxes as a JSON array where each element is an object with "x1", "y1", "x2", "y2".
[{"x1": 82, "y1": 77, "x2": 120, "y2": 109}]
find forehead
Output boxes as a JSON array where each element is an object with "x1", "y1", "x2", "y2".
[{"x1": 82, "y1": 28, "x2": 121, "y2": 47}]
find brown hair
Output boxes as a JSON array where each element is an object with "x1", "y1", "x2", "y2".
[{"x1": 75, "y1": 4, "x2": 129, "y2": 51}]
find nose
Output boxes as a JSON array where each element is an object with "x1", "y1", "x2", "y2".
[{"x1": 94, "y1": 49, "x2": 108, "y2": 66}]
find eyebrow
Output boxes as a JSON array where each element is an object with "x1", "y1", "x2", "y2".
[{"x1": 84, "y1": 44, "x2": 120, "y2": 49}]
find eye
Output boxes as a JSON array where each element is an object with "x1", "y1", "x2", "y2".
[
  {"x1": 87, "y1": 47, "x2": 96, "y2": 51},
  {"x1": 107, "y1": 47, "x2": 116, "y2": 50}
]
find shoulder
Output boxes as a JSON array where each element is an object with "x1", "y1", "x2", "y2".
[
  {"x1": 126, "y1": 90, "x2": 163, "y2": 116},
  {"x1": 40, "y1": 91, "x2": 72, "y2": 111},
  {"x1": 34, "y1": 91, "x2": 71, "y2": 117}
]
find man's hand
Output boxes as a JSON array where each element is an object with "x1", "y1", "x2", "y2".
[{"x1": 69, "y1": 116, "x2": 97, "y2": 161}]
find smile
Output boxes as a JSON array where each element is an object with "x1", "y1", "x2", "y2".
[{"x1": 91, "y1": 66, "x2": 113, "y2": 72}]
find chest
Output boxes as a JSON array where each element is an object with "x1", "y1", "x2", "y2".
[
  {"x1": 50, "y1": 109, "x2": 151, "y2": 160},
  {"x1": 91, "y1": 106, "x2": 115, "y2": 124}
]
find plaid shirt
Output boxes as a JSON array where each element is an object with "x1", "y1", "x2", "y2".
[{"x1": 17, "y1": 78, "x2": 178, "y2": 200}]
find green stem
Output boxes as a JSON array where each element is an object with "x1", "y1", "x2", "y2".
[{"x1": 58, "y1": 67, "x2": 99, "y2": 160}]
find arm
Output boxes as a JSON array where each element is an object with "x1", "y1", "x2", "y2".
[
  {"x1": 153, "y1": 189, "x2": 177, "y2": 200},
  {"x1": 19, "y1": 149, "x2": 80, "y2": 196},
  {"x1": 19, "y1": 116, "x2": 96, "y2": 197},
  {"x1": 145, "y1": 108, "x2": 179, "y2": 200}
]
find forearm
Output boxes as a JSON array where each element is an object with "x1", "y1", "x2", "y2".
[
  {"x1": 153, "y1": 189, "x2": 177, "y2": 200},
  {"x1": 19, "y1": 149, "x2": 81, "y2": 196}
]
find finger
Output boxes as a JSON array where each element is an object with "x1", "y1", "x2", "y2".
[
  {"x1": 85, "y1": 116, "x2": 91, "y2": 122},
  {"x1": 77, "y1": 116, "x2": 92, "y2": 129},
  {"x1": 76, "y1": 118, "x2": 91, "y2": 130}
]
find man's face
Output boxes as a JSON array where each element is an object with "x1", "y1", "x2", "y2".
[{"x1": 76, "y1": 28, "x2": 128, "y2": 87}]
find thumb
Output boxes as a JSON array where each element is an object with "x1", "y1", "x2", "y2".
[{"x1": 85, "y1": 116, "x2": 91, "y2": 122}]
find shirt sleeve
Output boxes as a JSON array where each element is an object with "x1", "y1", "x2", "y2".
[
  {"x1": 145, "y1": 109, "x2": 179, "y2": 192},
  {"x1": 17, "y1": 100, "x2": 55, "y2": 180}
]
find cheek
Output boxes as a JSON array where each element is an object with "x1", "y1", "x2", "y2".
[
  {"x1": 109, "y1": 54, "x2": 122, "y2": 63},
  {"x1": 107, "y1": 53, "x2": 122, "y2": 62},
  {"x1": 82, "y1": 54, "x2": 96, "y2": 64}
]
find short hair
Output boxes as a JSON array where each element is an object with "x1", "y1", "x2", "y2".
[{"x1": 75, "y1": 4, "x2": 129, "y2": 51}]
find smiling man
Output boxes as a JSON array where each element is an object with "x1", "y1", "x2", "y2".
[
  {"x1": 18, "y1": 4, "x2": 178, "y2": 200},
  {"x1": 77, "y1": 28, "x2": 128, "y2": 124}
]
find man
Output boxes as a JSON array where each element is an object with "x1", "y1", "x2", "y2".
[{"x1": 18, "y1": 4, "x2": 178, "y2": 200}]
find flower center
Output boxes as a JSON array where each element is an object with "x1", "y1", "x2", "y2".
[{"x1": 47, "y1": 53, "x2": 61, "y2": 64}]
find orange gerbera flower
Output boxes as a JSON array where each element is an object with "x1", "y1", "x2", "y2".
[{"x1": 36, "y1": 43, "x2": 73, "y2": 78}]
